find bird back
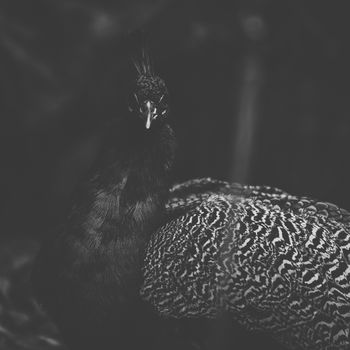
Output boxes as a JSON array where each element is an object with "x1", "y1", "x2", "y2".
[{"x1": 141, "y1": 178, "x2": 350, "y2": 349}]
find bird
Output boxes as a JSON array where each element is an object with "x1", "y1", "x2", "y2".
[
  {"x1": 142, "y1": 177, "x2": 350, "y2": 350},
  {"x1": 31, "y1": 50, "x2": 350, "y2": 350},
  {"x1": 31, "y1": 51, "x2": 178, "y2": 350}
]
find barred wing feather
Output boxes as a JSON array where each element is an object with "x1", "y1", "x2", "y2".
[{"x1": 141, "y1": 179, "x2": 350, "y2": 350}]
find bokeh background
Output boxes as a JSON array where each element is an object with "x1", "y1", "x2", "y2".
[
  {"x1": 2, "y1": 0, "x2": 350, "y2": 239},
  {"x1": 0, "y1": 0, "x2": 350, "y2": 348}
]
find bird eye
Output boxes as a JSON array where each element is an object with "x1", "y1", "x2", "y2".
[
  {"x1": 159, "y1": 94, "x2": 168, "y2": 107},
  {"x1": 157, "y1": 94, "x2": 169, "y2": 117},
  {"x1": 158, "y1": 94, "x2": 169, "y2": 115},
  {"x1": 128, "y1": 93, "x2": 139, "y2": 112}
]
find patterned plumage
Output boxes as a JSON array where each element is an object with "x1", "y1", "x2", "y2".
[{"x1": 142, "y1": 178, "x2": 350, "y2": 350}]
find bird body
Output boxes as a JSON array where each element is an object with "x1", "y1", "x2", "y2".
[
  {"x1": 32, "y1": 52, "x2": 350, "y2": 350},
  {"x1": 142, "y1": 178, "x2": 350, "y2": 350},
  {"x1": 32, "y1": 69, "x2": 176, "y2": 349}
]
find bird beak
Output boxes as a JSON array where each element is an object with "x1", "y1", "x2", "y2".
[{"x1": 145, "y1": 100, "x2": 156, "y2": 130}]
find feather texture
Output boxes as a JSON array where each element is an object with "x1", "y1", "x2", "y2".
[
  {"x1": 142, "y1": 178, "x2": 350, "y2": 350},
  {"x1": 133, "y1": 48, "x2": 153, "y2": 77}
]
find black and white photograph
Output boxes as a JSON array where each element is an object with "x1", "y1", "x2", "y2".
[{"x1": 1, "y1": 1, "x2": 350, "y2": 349}]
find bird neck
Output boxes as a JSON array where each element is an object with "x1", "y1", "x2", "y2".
[{"x1": 79, "y1": 118, "x2": 176, "y2": 240}]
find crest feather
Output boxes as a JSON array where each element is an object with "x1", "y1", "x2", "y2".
[{"x1": 132, "y1": 47, "x2": 154, "y2": 76}]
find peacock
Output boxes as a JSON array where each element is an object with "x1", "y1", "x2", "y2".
[{"x1": 32, "y1": 52, "x2": 350, "y2": 350}]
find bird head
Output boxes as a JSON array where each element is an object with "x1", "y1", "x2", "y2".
[{"x1": 128, "y1": 53, "x2": 169, "y2": 130}]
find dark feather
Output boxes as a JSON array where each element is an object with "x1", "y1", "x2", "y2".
[{"x1": 132, "y1": 47, "x2": 153, "y2": 77}]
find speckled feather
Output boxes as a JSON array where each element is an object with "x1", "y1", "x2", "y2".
[{"x1": 141, "y1": 178, "x2": 350, "y2": 350}]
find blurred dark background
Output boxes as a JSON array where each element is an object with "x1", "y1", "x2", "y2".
[
  {"x1": 1, "y1": 0, "x2": 349, "y2": 242},
  {"x1": 1, "y1": 1, "x2": 350, "y2": 349}
]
